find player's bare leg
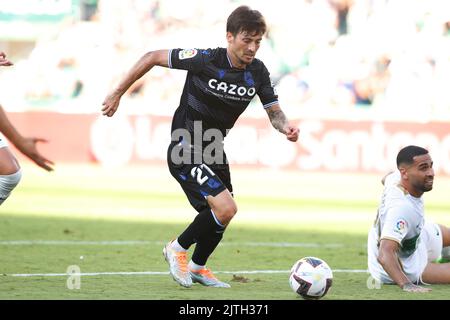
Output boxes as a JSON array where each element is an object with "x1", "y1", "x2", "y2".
[
  {"x1": 0, "y1": 147, "x2": 20, "y2": 175},
  {"x1": 421, "y1": 262, "x2": 450, "y2": 284},
  {"x1": 0, "y1": 147, "x2": 22, "y2": 205},
  {"x1": 206, "y1": 189, "x2": 237, "y2": 227}
]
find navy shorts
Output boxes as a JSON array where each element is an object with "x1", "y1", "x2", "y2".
[{"x1": 167, "y1": 142, "x2": 233, "y2": 213}]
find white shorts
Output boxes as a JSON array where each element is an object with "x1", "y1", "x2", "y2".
[
  {"x1": 368, "y1": 221, "x2": 443, "y2": 284},
  {"x1": 0, "y1": 132, "x2": 8, "y2": 148}
]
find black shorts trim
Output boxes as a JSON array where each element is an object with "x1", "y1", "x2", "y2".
[{"x1": 167, "y1": 143, "x2": 232, "y2": 212}]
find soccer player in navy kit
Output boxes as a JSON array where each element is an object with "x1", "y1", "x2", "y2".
[{"x1": 102, "y1": 6, "x2": 299, "y2": 288}]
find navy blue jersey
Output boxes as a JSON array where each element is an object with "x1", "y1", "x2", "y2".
[{"x1": 168, "y1": 47, "x2": 278, "y2": 139}]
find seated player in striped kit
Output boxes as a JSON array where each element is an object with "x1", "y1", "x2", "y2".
[{"x1": 368, "y1": 145, "x2": 450, "y2": 292}]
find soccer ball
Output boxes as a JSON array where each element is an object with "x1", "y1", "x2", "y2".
[{"x1": 289, "y1": 257, "x2": 333, "y2": 299}]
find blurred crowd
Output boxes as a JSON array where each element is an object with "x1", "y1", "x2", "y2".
[{"x1": 1, "y1": 0, "x2": 450, "y2": 121}]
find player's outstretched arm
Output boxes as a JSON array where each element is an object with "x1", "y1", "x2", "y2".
[
  {"x1": 265, "y1": 104, "x2": 299, "y2": 142},
  {"x1": 0, "y1": 106, "x2": 54, "y2": 171},
  {"x1": 378, "y1": 239, "x2": 431, "y2": 292},
  {"x1": 102, "y1": 50, "x2": 169, "y2": 117}
]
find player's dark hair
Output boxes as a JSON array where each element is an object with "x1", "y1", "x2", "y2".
[
  {"x1": 226, "y1": 5, "x2": 267, "y2": 36},
  {"x1": 396, "y1": 145, "x2": 429, "y2": 167}
]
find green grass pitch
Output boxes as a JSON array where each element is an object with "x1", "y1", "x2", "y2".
[{"x1": 1, "y1": 163, "x2": 450, "y2": 300}]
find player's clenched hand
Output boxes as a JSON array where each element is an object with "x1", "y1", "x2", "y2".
[
  {"x1": 284, "y1": 125, "x2": 299, "y2": 142},
  {"x1": 19, "y1": 137, "x2": 54, "y2": 171},
  {"x1": 0, "y1": 51, "x2": 13, "y2": 67},
  {"x1": 402, "y1": 283, "x2": 431, "y2": 293},
  {"x1": 102, "y1": 93, "x2": 121, "y2": 117}
]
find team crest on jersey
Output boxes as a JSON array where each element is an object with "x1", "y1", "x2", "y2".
[
  {"x1": 394, "y1": 219, "x2": 407, "y2": 235},
  {"x1": 179, "y1": 49, "x2": 198, "y2": 60}
]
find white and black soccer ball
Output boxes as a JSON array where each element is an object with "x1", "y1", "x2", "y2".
[{"x1": 289, "y1": 257, "x2": 333, "y2": 299}]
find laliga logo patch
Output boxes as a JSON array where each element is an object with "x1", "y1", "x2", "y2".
[
  {"x1": 395, "y1": 219, "x2": 406, "y2": 234},
  {"x1": 179, "y1": 49, "x2": 198, "y2": 60}
]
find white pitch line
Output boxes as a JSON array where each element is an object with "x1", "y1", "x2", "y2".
[
  {"x1": 0, "y1": 240, "x2": 345, "y2": 248},
  {"x1": 8, "y1": 269, "x2": 368, "y2": 278},
  {"x1": 0, "y1": 240, "x2": 157, "y2": 246}
]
